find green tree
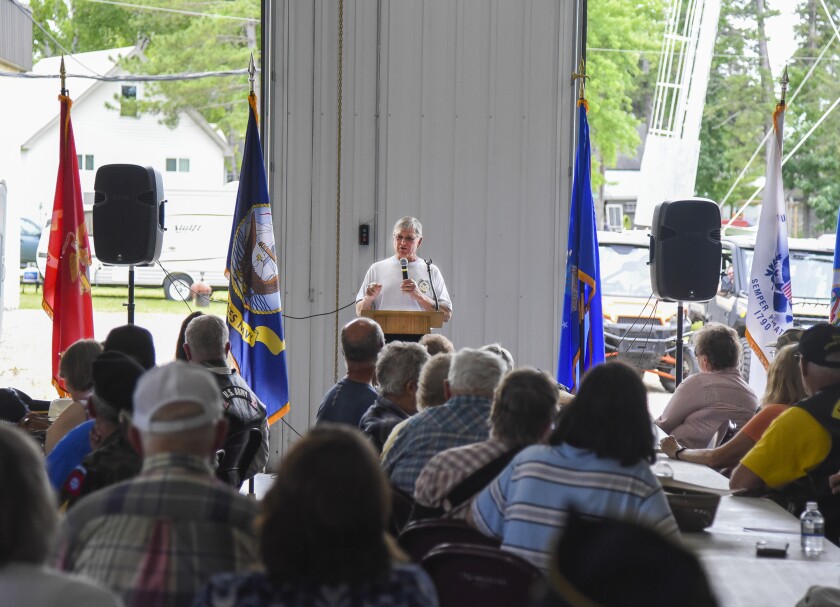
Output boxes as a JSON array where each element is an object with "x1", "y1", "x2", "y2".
[
  {"x1": 587, "y1": 0, "x2": 666, "y2": 188},
  {"x1": 695, "y1": 0, "x2": 776, "y2": 220},
  {"x1": 783, "y1": 0, "x2": 840, "y2": 235}
]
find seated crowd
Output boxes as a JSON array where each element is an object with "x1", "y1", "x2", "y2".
[{"x1": 10, "y1": 313, "x2": 840, "y2": 606}]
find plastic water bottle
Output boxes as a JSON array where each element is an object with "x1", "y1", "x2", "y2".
[
  {"x1": 801, "y1": 501, "x2": 825, "y2": 557},
  {"x1": 652, "y1": 453, "x2": 674, "y2": 479}
]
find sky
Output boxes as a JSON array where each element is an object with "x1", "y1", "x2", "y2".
[{"x1": 765, "y1": 0, "x2": 798, "y2": 78}]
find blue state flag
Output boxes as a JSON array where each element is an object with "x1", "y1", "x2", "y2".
[
  {"x1": 831, "y1": 206, "x2": 840, "y2": 325},
  {"x1": 557, "y1": 102, "x2": 605, "y2": 392},
  {"x1": 226, "y1": 93, "x2": 290, "y2": 424}
]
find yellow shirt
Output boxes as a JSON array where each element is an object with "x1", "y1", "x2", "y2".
[{"x1": 741, "y1": 407, "x2": 832, "y2": 489}]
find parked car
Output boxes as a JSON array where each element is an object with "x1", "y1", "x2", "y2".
[
  {"x1": 697, "y1": 234, "x2": 833, "y2": 379},
  {"x1": 598, "y1": 230, "x2": 698, "y2": 392},
  {"x1": 20, "y1": 217, "x2": 42, "y2": 267}
]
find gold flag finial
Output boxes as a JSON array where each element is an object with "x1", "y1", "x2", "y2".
[
  {"x1": 572, "y1": 59, "x2": 589, "y2": 101},
  {"x1": 60, "y1": 55, "x2": 67, "y2": 96},
  {"x1": 780, "y1": 66, "x2": 789, "y2": 105},
  {"x1": 248, "y1": 53, "x2": 256, "y2": 95}
]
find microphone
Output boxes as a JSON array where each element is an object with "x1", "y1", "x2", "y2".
[
  {"x1": 425, "y1": 258, "x2": 440, "y2": 311},
  {"x1": 400, "y1": 257, "x2": 409, "y2": 281}
]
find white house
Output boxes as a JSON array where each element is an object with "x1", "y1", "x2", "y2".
[{"x1": 17, "y1": 46, "x2": 234, "y2": 226}]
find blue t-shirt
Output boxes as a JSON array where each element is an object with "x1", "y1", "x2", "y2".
[
  {"x1": 315, "y1": 378, "x2": 377, "y2": 427},
  {"x1": 46, "y1": 420, "x2": 93, "y2": 490},
  {"x1": 472, "y1": 443, "x2": 680, "y2": 571}
]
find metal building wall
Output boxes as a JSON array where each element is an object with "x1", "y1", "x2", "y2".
[{"x1": 265, "y1": 0, "x2": 581, "y2": 462}]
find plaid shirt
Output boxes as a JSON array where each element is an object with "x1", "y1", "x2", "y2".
[
  {"x1": 382, "y1": 394, "x2": 492, "y2": 495},
  {"x1": 57, "y1": 452, "x2": 261, "y2": 607},
  {"x1": 413, "y1": 438, "x2": 510, "y2": 519}
]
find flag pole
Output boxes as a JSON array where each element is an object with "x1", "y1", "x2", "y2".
[
  {"x1": 248, "y1": 53, "x2": 256, "y2": 95},
  {"x1": 572, "y1": 59, "x2": 588, "y2": 382},
  {"x1": 60, "y1": 56, "x2": 66, "y2": 96},
  {"x1": 780, "y1": 66, "x2": 789, "y2": 105}
]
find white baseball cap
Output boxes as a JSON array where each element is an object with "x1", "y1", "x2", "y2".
[{"x1": 132, "y1": 361, "x2": 223, "y2": 433}]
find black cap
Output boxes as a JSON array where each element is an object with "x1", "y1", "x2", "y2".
[
  {"x1": 103, "y1": 325, "x2": 156, "y2": 370},
  {"x1": 798, "y1": 323, "x2": 840, "y2": 368},
  {"x1": 92, "y1": 351, "x2": 146, "y2": 412},
  {"x1": 0, "y1": 388, "x2": 31, "y2": 425}
]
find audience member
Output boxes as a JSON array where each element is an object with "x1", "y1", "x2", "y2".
[
  {"x1": 416, "y1": 353, "x2": 453, "y2": 410},
  {"x1": 419, "y1": 333, "x2": 454, "y2": 356},
  {"x1": 57, "y1": 361, "x2": 261, "y2": 606},
  {"x1": 381, "y1": 352, "x2": 452, "y2": 460},
  {"x1": 771, "y1": 327, "x2": 804, "y2": 350},
  {"x1": 0, "y1": 425, "x2": 120, "y2": 606},
  {"x1": 184, "y1": 314, "x2": 269, "y2": 481},
  {"x1": 360, "y1": 341, "x2": 430, "y2": 453},
  {"x1": 414, "y1": 367, "x2": 558, "y2": 519},
  {"x1": 471, "y1": 361, "x2": 679, "y2": 571},
  {"x1": 660, "y1": 344, "x2": 805, "y2": 473},
  {"x1": 103, "y1": 324, "x2": 156, "y2": 370},
  {"x1": 316, "y1": 317, "x2": 385, "y2": 427},
  {"x1": 59, "y1": 351, "x2": 145, "y2": 509},
  {"x1": 44, "y1": 339, "x2": 103, "y2": 454},
  {"x1": 731, "y1": 323, "x2": 840, "y2": 540},
  {"x1": 0, "y1": 388, "x2": 30, "y2": 426},
  {"x1": 480, "y1": 342, "x2": 514, "y2": 373},
  {"x1": 382, "y1": 348, "x2": 505, "y2": 495},
  {"x1": 195, "y1": 425, "x2": 438, "y2": 607},
  {"x1": 175, "y1": 310, "x2": 204, "y2": 360},
  {"x1": 655, "y1": 323, "x2": 758, "y2": 448},
  {"x1": 531, "y1": 511, "x2": 717, "y2": 607}
]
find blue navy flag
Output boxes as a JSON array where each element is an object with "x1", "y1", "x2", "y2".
[
  {"x1": 557, "y1": 101, "x2": 605, "y2": 392},
  {"x1": 831, "y1": 206, "x2": 840, "y2": 325},
  {"x1": 226, "y1": 93, "x2": 290, "y2": 424}
]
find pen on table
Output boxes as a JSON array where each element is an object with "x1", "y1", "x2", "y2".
[{"x1": 743, "y1": 527, "x2": 797, "y2": 534}]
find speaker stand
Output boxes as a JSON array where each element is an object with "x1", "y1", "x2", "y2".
[
  {"x1": 675, "y1": 301, "x2": 684, "y2": 388},
  {"x1": 125, "y1": 266, "x2": 135, "y2": 325}
]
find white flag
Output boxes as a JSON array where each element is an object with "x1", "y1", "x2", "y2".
[{"x1": 745, "y1": 103, "x2": 793, "y2": 396}]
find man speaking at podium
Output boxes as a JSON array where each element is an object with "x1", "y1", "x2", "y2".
[{"x1": 356, "y1": 217, "x2": 452, "y2": 341}]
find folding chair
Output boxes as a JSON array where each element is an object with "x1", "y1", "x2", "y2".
[
  {"x1": 398, "y1": 518, "x2": 500, "y2": 563},
  {"x1": 421, "y1": 543, "x2": 542, "y2": 607}
]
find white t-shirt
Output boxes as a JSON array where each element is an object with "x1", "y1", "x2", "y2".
[{"x1": 356, "y1": 257, "x2": 452, "y2": 313}]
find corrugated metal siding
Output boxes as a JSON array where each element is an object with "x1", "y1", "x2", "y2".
[
  {"x1": 0, "y1": 1, "x2": 33, "y2": 72},
  {"x1": 266, "y1": 0, "x2": 580, "y2": 461}
]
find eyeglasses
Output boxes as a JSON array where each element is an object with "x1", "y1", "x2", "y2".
[{"x1": 394, "y1": 234, "x2": 417, "y2": 243}]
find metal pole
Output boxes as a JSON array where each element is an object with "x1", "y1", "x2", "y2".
[
  {"x1": 127, "y1": 266, "x2": 136, "y2": 324},
  {"x1": 676, "y1": 301, "x2": 684, "y2": 387}
]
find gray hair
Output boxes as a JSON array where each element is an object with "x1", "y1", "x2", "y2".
[
  {"x1": 91, "y1": 395, "x2": 122, "y2": 425},
  {"x1": 0, "y1": 426, "x2": 58, "y2": 566},
  {"x1": 185, "y1": 314, "x2": 229, "y2": 361},
  {"x1": 418, "y1": 353, "x2": 452, "y2": 410},
  {"x1": 490, "y1": 368, "x2": 558, "y2": 446},
  {"x1": 376, "y1": 342, "x2": 430, "y2": 397},
  {"x1": 448, "y1": 348, "x2": 505, "y2": 396},
  {"x1": 480, "y1": 343, "x2": 514, "y2": 374},
  {"x1": 342, "y1": 318, "x2": 385, "y2": 363},
  {"x1": 393, "y1": 216, "x2": 422, "y2": 238}
]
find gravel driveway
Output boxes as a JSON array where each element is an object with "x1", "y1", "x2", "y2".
[{"x1": 0, "y1": 308, "x2": 188, "y2": 400}]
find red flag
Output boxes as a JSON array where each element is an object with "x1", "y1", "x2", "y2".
[{"x1": 42, "y1": 94, "x2": 94, "y2": 395}]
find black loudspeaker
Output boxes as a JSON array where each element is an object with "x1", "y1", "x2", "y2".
[
  {"x1": 93, "y1": 164, "x2": 165, "y2": 265},
  {"x1": 649, "y1": 199, "x2": 721, "y2": 302}
]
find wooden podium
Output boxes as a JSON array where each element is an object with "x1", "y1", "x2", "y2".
[{"x1": 361, "y1": 310, "x2": 445, "y2": 340}]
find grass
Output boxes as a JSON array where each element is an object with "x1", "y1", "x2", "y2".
[{"x1": 19, "y1": 283, "x2": 229, "y2": 315}]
